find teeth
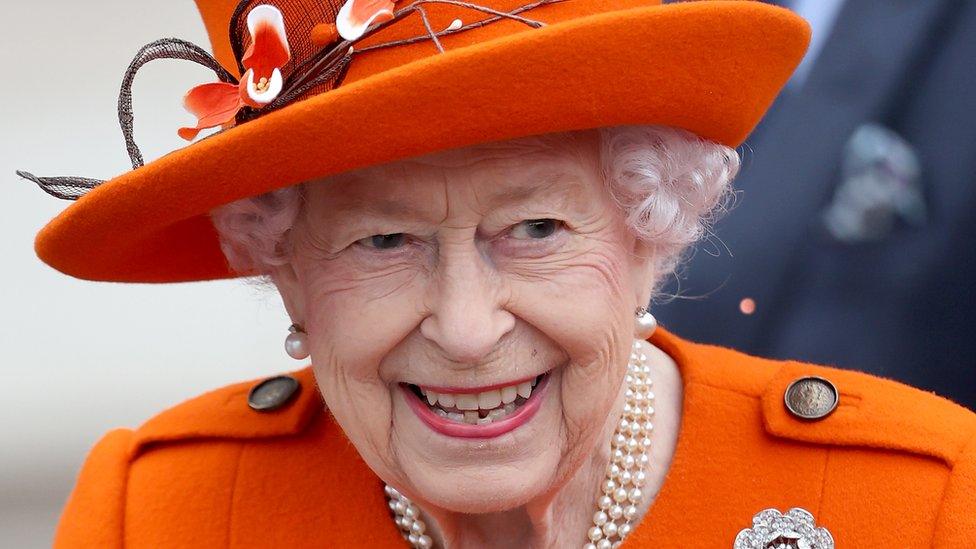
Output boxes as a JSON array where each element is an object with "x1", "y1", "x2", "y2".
[
  {"x1": 501, "y1": 385, "x2": 518, "y2": 404},
  {"x1": 455, "y1": 394, "x2": 480, "y2": 411},
  {"x1": 478, "y1": 389, "x2": 502, "y2": 409},
  {"x1": 416, "y1": 374, "x2": 545, "y2": 424}
]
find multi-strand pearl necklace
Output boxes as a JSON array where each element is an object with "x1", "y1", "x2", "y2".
[{"x1": 385, "y1": 339, "x2": 654, "y2": 549}]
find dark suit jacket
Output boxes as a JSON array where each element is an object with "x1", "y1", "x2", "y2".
[{"x1": 656, "y1": 0, "x2": 976, "y2": 409}]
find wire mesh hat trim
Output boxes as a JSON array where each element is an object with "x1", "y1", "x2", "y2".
[{"x1": 19, "y1": 0, "x2": 562, "y2": 202}]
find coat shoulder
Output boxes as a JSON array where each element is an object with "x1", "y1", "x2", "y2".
[
  {"x1": 656, "y1": 331, "x2": 976, "y2": 465},
  {"x1": 654, "y1": 330, "x2": 976, "y2": 543},
  {"x1": 131, "y1": 366, "x2": 322, "y2": 451},
  {"x1": 55, "y1": 368, "x2": 348, "y2": 548}
]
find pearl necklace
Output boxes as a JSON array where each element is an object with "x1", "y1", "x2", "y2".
[{"x1": 385, "y1": 339, "x2": 654, "y2": 549}]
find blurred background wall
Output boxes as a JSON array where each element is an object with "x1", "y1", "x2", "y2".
[{"x1": 1, "y1": 2, "x2": 291, "y2": 545}]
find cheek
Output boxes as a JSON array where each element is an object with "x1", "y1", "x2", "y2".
[
  {"x1": 509, "y1": 244, "x2": 635, "y2": 438},
  {"x1": 298, "y1": 257, "x2": 427, "y2": 475},
  {"x1": 299, "y1": 256, "x2": 425, "y2": 372}
]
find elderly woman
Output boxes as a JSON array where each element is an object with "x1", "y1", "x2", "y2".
[{"x1": 24, "y1": 0, "x2": 975, "y2": 547}]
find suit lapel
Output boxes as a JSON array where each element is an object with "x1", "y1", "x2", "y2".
[{"x1": 689, "y1": 0, "x2": 954, "y2": 347}]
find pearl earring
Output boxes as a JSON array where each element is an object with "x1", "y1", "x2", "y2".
[
  {"x1": 634, "y1": 306, "x2": 657, "y2": 339},
  {"x1": 284, "y1": 323, "x2": 310, "y2": 360}
]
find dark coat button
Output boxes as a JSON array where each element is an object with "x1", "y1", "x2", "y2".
[
  {"x1": 784, "y1": 376, "x2": 839, "y2": 420},
  {"x1": 248, "y1": 375, "x2": 301, "y2": 412}
]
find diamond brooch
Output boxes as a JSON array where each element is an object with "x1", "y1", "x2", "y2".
[{"x1": 734, "y1": 507, "x2": 834, "y2": 549}]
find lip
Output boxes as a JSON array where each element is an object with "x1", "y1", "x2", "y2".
[
  {"x1": 415, "y1": 373, "x2": 542, "y2": 394},
  {"x1": 402, "y1": 373, "x2": 551, "y2": 439}
]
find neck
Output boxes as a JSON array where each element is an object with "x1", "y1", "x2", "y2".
[{"x1": 413, "y1": 341, "x2": 683, "y2": 549}]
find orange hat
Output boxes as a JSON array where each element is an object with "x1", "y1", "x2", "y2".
[{"x1": 21, "y1": 0, "x2": 809, "y2": 283}]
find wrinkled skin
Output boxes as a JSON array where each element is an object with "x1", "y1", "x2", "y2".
[{"x1": 273, "y1": 134, "x2": 683, "y2": 548}]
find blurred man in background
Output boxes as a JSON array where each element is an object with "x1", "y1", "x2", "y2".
[{"x1": 657, "y1": 0, "x2": 976, "y2": 409}]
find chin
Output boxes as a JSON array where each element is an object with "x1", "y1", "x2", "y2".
[{"x1": 407, "y1": 462, "x2": 559, "y2": 514}]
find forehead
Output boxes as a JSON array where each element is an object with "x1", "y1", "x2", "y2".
[{"x1": 305, "y1": 134, "x2": 601, "y2": 217}]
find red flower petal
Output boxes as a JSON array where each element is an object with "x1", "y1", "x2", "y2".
[
  {"x1": 242, "y1": 5, "x2": 291, "y2": 80},
  {"x1": 337, "y1": 0, "x2": 396, "y2": 41},
  {"x1": 178, "y1": 82, "x2": 243, "y2": 141}
]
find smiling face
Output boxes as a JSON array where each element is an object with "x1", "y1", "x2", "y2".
[{"x1": 272, "y1": 132, "x2": 658, "y2": 513}]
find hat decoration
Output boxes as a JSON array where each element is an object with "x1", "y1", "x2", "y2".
[{"x1": 17, "y1": 0, "x2": 558, "y2": 201}]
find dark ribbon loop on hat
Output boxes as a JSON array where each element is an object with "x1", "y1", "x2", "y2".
[
  {"x1": 17, "y1": 39, "x2": 235, "y2": 201},
  {"x1": 120, "y1": 38, "x2": 237, "y2": 169},
  {"x1": 18, "y1": 0, "x2": 557, "y2": 202},
  {"x1": 16, "y1": 171, "x2": 104, "y2": 201}
]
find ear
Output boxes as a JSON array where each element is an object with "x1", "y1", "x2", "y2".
[
  {"x1": 270, "y1": 261, "x2": 307, "y2": 327},
  {"x1": 628, "y1": 235, "x2": 657, "y2": 310}
]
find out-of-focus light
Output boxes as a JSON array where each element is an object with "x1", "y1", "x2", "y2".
[{"x1": 739, "y1": 298, "x2": 756, "y2": 315}]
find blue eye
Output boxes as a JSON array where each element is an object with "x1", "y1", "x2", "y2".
[
  {"x1": 357, "y1": 233, "x2": 406, "y2": 249},
  {"x1": 512, "y1": 219, "x2": 560, "y2": 239}
]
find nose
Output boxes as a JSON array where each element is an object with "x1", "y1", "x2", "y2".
[{"x1": 420, "y1": 242, "x2": 515, "y2": 364}]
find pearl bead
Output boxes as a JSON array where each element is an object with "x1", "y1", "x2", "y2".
[
  {"x1": 418, "y1": 535, "x2": 433, "y2": 549},
  {"x1": 628, "y1": 487, "x2": 643, "y2": 503},
  {"x1": 593, "y1": 511, "x2": 608, "y2": 526},
  {"x1": 619, "y1": 470, "x2": 633, "y2": 485},
  {"x1": 603, "y1": 479, "x2": 617, "y2": 494},
  {"x1": 609, "y1": 505, "x2": 623, "y2": 520},
  {"x1": 624, "y1": 505, "x2": 638, "y2": 520},
  {"x1": 602, "y1": 521, "x2": 618, "y2": 537},
  {"x1": 585, "y1": 544, "x2": 598, "y2": 549},
  {"x1": 613, "y1": 487, "x2": 629, "y2": 503},
  {"x1": 597, "y1": 538, "x2": 613, "y2": 549},
  {"x1": 410, "y1": 520, "x2": 425, "y2": 535},
  {"x1": 598, "y1": 495, "x2": 613, "y2": 510},
  {"x1": 619, "y1": 523, "x2": 632, "y2": 537},
  {"x1": 634, "y1": 470, "x2": 647, "y2": 486},
  {"x1": 588, "y1": 526, "x2": 604, "y2": 541},
  {"x1": 284, "y1": 331, "x2": 309, "y2": 360}
]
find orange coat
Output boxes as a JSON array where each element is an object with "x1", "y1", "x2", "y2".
[{"x1": 55, "y1": 330, "x2": 976, "y2": 547}]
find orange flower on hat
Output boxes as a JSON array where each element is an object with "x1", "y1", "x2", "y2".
[
  {"x1": 336, "y1": 0, "x2": 398, "y2": 41},
  {"x1": 179, "y1": 4, "x2": 291, "y2": 141}
]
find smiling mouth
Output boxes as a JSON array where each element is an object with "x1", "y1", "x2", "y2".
[{"x1": 403, "y1": 372, "x2": 548, "y2": 425}]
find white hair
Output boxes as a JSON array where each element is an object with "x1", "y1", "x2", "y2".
[{"x1": 210, "y1": 126, "x2": 739, "y2": 288}]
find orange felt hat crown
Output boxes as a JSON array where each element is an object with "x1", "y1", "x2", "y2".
[{"x1": 22, "y1": 0, "x2": 809, "y2": 283}]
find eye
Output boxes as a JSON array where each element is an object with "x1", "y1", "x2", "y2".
[
  {"x1": 356, "y1": 233, "x2": 407, "y2": 250},
  {"x1": 510, "y1": 219, "x2": 562, "y2": 240}
]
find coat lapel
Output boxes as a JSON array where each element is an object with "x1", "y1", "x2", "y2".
[{"x1": 674, "y1": 0, "x2": 955, "y2": 348}]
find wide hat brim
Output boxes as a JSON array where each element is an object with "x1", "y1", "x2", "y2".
[{"x1": 35, "y1": 1, "x2": 809, "y2": 283}]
